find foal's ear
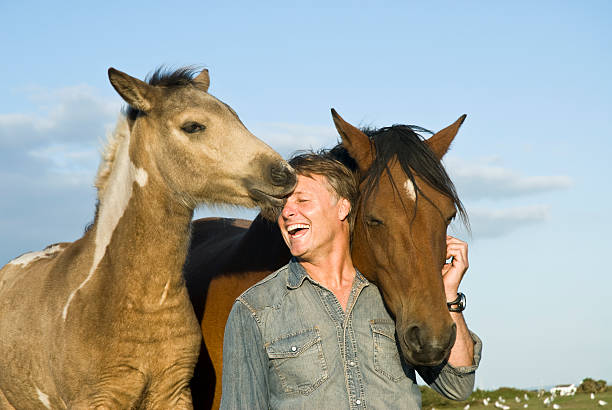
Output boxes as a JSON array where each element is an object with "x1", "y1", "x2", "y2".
[
  {"x1": 108, "y1": 68, "x2": 158, "y2": 113},
  {"x1": 426, "y1": 114, "x2": 467, "y2": 159},
  {"x1": 193, "y1": 68, "x2": 210, "y2": 92},
  {"x1": 331, "y1": 108, "x2": 374, "y2": 175}
]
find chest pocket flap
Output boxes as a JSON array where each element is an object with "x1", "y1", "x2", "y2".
[
  {"x1": 265, "y1": 327, "x2": 328, "y2": 395},
  {"x1": 370, "y1": 319, "x2": 406, "y2": 382},
  {"x1": 371, "y1": 320, "x2": 397, "y2": 340}
]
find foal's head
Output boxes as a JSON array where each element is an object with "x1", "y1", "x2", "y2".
[
  {"x1": 331, "y1": 109, "x2": 467, "y2": 366},
  {"x1": 107, "y1": 67, "x2": 296, "y2": 210}
]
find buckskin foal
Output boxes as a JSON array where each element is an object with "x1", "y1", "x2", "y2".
[
  {"x1": 0, "y1": 67, "x2": 295, "y2": 409},
  {"x1": 184, "y1": 109, "x2": 467, "y2": 408}
]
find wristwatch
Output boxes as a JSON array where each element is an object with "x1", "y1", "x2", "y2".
[{"x1": 447, "y1": 292, "x2": 466, "y2": 312}]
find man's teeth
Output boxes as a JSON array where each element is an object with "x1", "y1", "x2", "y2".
[{"x1": 287, "y1": 224, "x2": 309, "y2": 234}]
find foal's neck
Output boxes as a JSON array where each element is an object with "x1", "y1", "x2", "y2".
[{"x1": 92, "y1": 134, "x2": 193, "y2": 302}]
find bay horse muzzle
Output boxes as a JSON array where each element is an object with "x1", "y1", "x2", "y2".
[{"x1": 400, "y1": 321, "x2": 457, "y2": 366}]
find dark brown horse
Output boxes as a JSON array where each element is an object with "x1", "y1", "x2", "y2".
[{"x1": 184, "y1": 109, "x2": 468, "y2": 409}]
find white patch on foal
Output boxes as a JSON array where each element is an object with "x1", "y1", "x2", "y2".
[
  {"x1": 159, "y1": 279, "x2": 170, "y2": 305},
  {"x1": 62, "y1": 127, "x2": 148, "y2": 320},
  {"x1": 8, "y1": 244, "x2": 64, "y2": 268},
  {"x1": 35, "y1": 387, "x2": 51, "y2": 409},
  {"x1": 404, "y1": 178, "x2": 416, "y2": 201}
]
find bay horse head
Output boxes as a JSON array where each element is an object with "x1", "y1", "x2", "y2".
[
  {"x1": 331, "y1": 109, "x2": 467, "y2": 366},
  {"x1": 106, "y1": 67, "x2": 296, "y2": 212}
]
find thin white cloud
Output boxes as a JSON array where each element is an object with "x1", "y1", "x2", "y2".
[
  {"x1": 451, "y1": 205, "x2": 550, "y2": 239},
  {"x1": 0, "y1": 85, "x2": 119, "y2": 188},
  {"x1": 251, "y1": 122, "x2": 338, "y2": 158},
  {"x1": 1, "y1": 84, "x2": 118, "y2": 146},
  {"x1": 445, "y1": 156, "x2": 573, "y2": 200},
  {"x1": 0, "y1": 85, "x2": 119, "y2": 264}
]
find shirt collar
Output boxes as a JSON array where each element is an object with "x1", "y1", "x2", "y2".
[
  {"x1": 286, "y1": 257, "x2": 370, "y2": 289},
  {"x1": 287, "y1": 258, "x2": 309, "y2": 289}
]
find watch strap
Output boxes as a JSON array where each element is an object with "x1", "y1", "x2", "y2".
[{"x1": 447, "y1": 292, "x2": 466, "y2": 312}]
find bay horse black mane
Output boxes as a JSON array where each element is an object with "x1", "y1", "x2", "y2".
[{"x1": 329, "y1": 124, "x2": 469, "y2": 229}]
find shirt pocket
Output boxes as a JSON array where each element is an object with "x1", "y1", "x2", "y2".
[
  {"x1": 370, "y1": 319, "x2": 406, "y2": 382},
  {"x1": 265, "y1": 327, "x2": 329, "y2": 395}
]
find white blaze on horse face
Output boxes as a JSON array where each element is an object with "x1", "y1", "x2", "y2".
[
  {"x1": 62, "y1": 128, "x2": 148, "y2": 320},
  {"x1": 36, "y1": 387, "x2": 51, "y2": 409},
  {"x1": 8, "y1": 244, "x2": 64, "y2": 268},
  {"x1": 404, "y1": 178, "x2": 416, "y2": 201}
]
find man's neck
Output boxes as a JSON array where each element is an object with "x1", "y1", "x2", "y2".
[{"x1": 298, "y1": 242, "x2": 356, "y2": 311}]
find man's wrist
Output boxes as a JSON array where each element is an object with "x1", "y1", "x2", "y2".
[
  {"x1": 446, "y1": 292, "x2": 466, "y2": 312},
  {"x1": 445, "y1": 288, "x2": 459, "y2": 303}
]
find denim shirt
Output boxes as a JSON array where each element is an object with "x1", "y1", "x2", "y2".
[{"x1": 221, "y1": 259, "x2": 482, "y2": 409}]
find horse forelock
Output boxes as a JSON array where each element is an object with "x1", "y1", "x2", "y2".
[{"x1": 331, "y1": 125, "x2": 469, "y2": 230}]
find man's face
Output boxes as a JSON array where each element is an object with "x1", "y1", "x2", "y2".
[{"x1": 278, "y1": 173, "x2": 349, "y2": 261}]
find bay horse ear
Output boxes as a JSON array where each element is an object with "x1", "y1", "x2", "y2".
[
  {"x1": 425, "y1": 114, "x2": 467, "y2": 160},
  {"x1": 193, "y1": 68, "x2": 210, "y2": 92},
  {"x1": 331, "y1": 108, "x2": 375, "y2": 175},
  {"x1": 108, "y1": 68, "x2": 158, "y2": 113}
]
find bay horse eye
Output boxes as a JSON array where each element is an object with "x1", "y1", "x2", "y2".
[
  {"x1": 366, "y1": 216, "x2": 384, "y2": 227},
  {"x1": 181, "y1": 122, "x2": 206, "y2": 134}
]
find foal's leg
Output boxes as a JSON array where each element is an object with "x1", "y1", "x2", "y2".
[
  {"x1": 147, "y1": 387, "x2": 194, "y2": 410},
  {"x1": 146, "y1": 364, "x2": 197, "y2": 410},
  {"x1": 68, "y1": 367, "x2": 148, "y2": 410},
  {"x1": 0, "y1": 390, "x2": 16, "y2": 410}
]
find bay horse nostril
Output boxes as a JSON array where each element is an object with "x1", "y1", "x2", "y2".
[{"x1": 404, "y1": 324, "x2": 424, "y2": 352}]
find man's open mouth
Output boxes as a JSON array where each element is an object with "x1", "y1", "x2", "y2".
[{"x1": 287, "y1": 224, "x2": 310, "y2": 238}]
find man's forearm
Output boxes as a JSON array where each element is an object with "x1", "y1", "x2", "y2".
[{"x1": 447, "y1": 311, "x2": 474, "y2": 367}]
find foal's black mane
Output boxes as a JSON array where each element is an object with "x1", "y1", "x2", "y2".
[
  {"x1": 329, "y1": 124, "x2": 468, "y2": 227},
  {"x1": 124, "y1": 66, "x2": 204, "y2": 121}
]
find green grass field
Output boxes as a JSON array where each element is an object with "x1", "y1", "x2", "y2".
[{"x1": 421, "y1": 387, "x2": 612, "y2": 410}]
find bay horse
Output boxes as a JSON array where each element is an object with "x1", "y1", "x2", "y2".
[
  {"x1": 0, "y1": 67, "x2": 295, "y2": 409},
  {"x1": 184, "y1": 109, "x2": 468, "y2": 408}
]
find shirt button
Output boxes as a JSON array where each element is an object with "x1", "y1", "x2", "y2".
[
  {"x1": 291, "y1": 346, "x2": 297, "y2": 352},
  {"x1": 356, "y1": 399, "x2": 362, "y2": 405},
  {"x1": 349, "y1": 361, "x2": 356, "y2": 367}
]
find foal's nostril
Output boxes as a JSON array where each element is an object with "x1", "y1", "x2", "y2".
[{"x1": 270, "y1": 163, "x2": 296, "y2": 187}]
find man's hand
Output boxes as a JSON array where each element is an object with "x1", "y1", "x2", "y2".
[{"x1": 441, "y1": 235, "x2": 469, "y2": 301}]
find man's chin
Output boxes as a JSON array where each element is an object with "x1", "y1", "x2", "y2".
[{"x1": 288, "y1": 244, "x2": 309, "y2": 259}]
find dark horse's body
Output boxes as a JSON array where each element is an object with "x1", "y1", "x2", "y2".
[
  {"x1": 184, "y1": 110, "x2": 468, "y2": 409},
  {"x1": 185, "y1": 216, "x2": 289, "y2": 408}
]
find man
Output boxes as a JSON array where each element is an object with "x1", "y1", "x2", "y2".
[{"x1": 221, "y1": 152, "x2": 481, "y2": 409}]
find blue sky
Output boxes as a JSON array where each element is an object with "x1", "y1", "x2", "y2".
[{"x1": 1, "y1": 1, "x2": 610, "y2": 390}]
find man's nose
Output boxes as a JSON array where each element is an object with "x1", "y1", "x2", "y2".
[{"x1": 281, "y1": 201, "x2": 296, "y2": 218}]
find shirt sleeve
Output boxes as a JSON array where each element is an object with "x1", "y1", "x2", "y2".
[
  {"x1": 220, "y1": 300, "x2": 270, "y2": 410},
  {"x1": 416, "y1": 331, "x2": 483, "y2": 401}
]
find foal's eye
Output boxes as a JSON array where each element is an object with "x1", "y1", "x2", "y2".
[{"x1": 181, "y1": 122, "x2": 206, "y2": 134}]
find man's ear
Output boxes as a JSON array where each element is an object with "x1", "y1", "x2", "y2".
[{"x1": 338, "y1": 198, "x2": 351, "y2": 222}]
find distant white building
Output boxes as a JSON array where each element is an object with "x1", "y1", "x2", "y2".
[{"x1": 550, "y1": 384, "x2": 577, "y2": 396}]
